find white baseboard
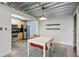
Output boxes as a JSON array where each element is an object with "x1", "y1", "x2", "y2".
[
  {"x1": 1, "y1": 50, "x2": 11, "y2": 57},
  {"x1": 55, "y1": 42, "x2": 74, "y2": 48}
]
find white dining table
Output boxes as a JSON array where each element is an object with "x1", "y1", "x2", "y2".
[{"x1": 27, "y1": 36, "x2": 54, "y2": 57}]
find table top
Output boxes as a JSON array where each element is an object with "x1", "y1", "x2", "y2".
[{"x1": 28, "y1": 36, "x2": 54, "y2": 46}]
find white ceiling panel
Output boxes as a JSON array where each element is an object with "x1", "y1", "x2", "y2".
[{"x1": 2, "y1": 2, "x2": 79, "y2": 18}]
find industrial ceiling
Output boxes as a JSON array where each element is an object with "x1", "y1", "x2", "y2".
[{"x1": 1, "y1": 2, "x2": 79, "y2": 18}]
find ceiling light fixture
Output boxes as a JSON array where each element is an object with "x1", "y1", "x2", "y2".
[
  {"x1": 39, "y1": 15, "x2": 47, "y2": 20},
  {"x1": 39, "y1": 6, "x2": 47, "y2": 20}
]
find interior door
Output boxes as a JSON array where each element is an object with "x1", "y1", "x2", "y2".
[{"x1": 74, "y1": 14, "x2": 77, "y2": 53}]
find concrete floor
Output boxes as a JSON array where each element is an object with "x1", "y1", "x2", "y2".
[{"x1": 5, "y1": 40, "x2": 77, "y2": 57}]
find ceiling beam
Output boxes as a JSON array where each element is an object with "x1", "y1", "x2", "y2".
[
  {"x1": 31, "y1": 7, "x2": 74, "y2": 17},
  {"x1": 46, "y1": 9, "x2": 73, "y2": 15},
  {"x1": 45, "y1": 10, "x2": 73, "y2": 18},
  {"x1": 23, "y1": 2, "x2": 51, "y2": 12},
  {"x1": 33, "y1": 11, "x2": 72, "y2": 18},
  {"x1": 15, "y1": 2, "x2": 29, "y2": 10},
  {"x1": 47, "y1": 2, "x2": 74, "y2": 10},
  {"x1": 24, "y1": 2, "x2": 55, "y2": 13},
  {"x1": 46, "y1": 7, "x2": 74, "y2": 14},
  {"x1": 27, "y1": 4, "x2": 76, "y2": 14},
  {"x1": 46, "y1": 12, "x2": 72, "y2": 18},
  {"x1": 21, "y1": 2, "x2": 39, "y2": 11},
  {"x1": 25, "y1": 2, "x2": 72, "y2": 13},
  {"x1": 7, "y1": 2, "x2": 13, "y2": 5},
  {"x1": 7, "y1": 2, "x2": 16, "y2": 7},
  {"x1": 27, "y1": 2, "x2": 71, "y2": 13}
]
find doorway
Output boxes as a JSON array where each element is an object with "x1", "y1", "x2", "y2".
[{"x1": 74, "y1": 13, "x2": 77, "y2": 53}]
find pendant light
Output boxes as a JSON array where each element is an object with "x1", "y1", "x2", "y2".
[{"x1": 39, "y1": 6, "x2": 47, "y2": 20}]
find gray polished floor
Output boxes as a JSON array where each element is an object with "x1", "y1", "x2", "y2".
[{"x1": 5, "y1": 40, "x2": 67, "y2": 57}]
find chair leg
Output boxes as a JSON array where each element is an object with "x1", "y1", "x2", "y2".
[
  {"x1": 49, "y1": 42, "x2": 55, "y2": 57},
  {"x1": 49, "y1": 45, "x2": 52, "y2": 57},
  {"x1": 41, "y1": 50, "x2": 43, "y2": 57}
]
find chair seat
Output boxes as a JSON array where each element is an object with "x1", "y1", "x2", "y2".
[{"x1": 30, "y1": 43, "x2": 48, "y2": 50}]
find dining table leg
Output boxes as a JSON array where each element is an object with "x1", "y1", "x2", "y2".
[{"x1": 43, "y1": 44, "x2": 45, "y2": 57}]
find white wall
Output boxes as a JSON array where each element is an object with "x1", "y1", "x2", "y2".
[
  {"x1": 0, "y1": 3, "x2": 38, "y2": 56},
  {"x1": 2, "y1": 4, "x2": 38, "y2": 21},
  {"x1": 0, "y1": 4, "x2": 11, "y2": 56},
  {"x1": 40, "y1": 15, "x2": 74, "y2": 46},
  {"x1": 73, "y1": 5, "x2": 79, "y2": 56}
]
